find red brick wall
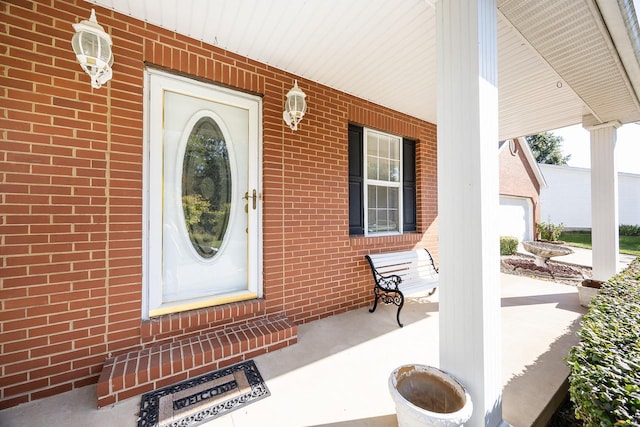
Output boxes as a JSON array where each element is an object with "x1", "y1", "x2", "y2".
[
  {"x1": 0, "y1": 0, "x2": 438, "y2": 408},
  {"x1": 499, "y1": 139, "x2": 542, "y2": 233}
]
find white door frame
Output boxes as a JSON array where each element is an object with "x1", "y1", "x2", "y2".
[{"x1": 142, "y1": 68, "x2": 263, "y2": 319}]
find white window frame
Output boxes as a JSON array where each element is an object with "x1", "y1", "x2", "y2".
[{"x1": 363, "y1": 128, "x2": 404, "y2": 236}]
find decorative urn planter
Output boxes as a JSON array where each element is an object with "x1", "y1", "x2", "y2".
[
  {"x1": 578, "y1": 279, "x2": 605, "y2": 307},
  {"x1": 388, "y1": 364, "x2": 472, "y2": 427}
]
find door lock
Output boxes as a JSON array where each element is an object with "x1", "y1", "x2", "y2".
[{"x1": 243, "y1": 189, "x2": 258, "y2": 210}]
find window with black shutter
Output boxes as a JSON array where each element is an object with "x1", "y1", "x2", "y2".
[{"x1": 348, "y1": 124, "x2": 416, "y2": 235}]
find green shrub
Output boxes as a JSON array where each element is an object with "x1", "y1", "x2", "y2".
[
  {"x1": 500, "y1": 236, "x2": 518, "y2": 255},
  {"x1": 620, "y1": 224, "x2": 640, "y2": 237},
  {"x1": 567, "y1": 257, "x2": 640, "y2": 426},
  {"x1": 536, "y1": 221, "x2": 565, "y2": 241}
]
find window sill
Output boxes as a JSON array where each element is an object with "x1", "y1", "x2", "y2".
[{"x1": 349, "y1": 232, "x2": 422, "y2": 248}]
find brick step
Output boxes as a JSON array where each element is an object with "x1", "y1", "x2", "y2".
[{"x1": 97, "y1": 313, "x2": 297, "y2": 407}]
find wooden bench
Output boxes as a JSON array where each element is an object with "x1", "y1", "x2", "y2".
[{"x1": 365, "y1": 248, "x2": 439, "y2": 327}]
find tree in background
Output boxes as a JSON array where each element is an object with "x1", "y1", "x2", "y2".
[{"x1": 526, "y1": 132, "x2": 571, "y2": 165}]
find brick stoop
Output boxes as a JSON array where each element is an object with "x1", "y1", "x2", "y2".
[{"x1": 97, "y1": 313, "x2": 297, "y2": 407}]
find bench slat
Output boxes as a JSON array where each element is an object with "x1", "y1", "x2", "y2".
[{"x1": 399, "y1": 281, "x2": 437, "y2": 296}]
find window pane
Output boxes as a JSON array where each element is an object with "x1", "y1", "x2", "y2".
[
  {"x1": 378, "y1": 210, "x2": 388, "y2": 229},
  {"x1": 367, "y1": 156, "x2": 378, "y2": 180},
  {"x1": 389, "y1": 209, "x2": 399, "y2": 228},
  {"x1": 380, "y1": 137, "x2": 389, "y2": 157},
  {"x1": 368, "y1": 185, "x2": 378, "y2": 232},
  {"x1": 390, "y1": 159, "x2": 400, "y2": 182},
  {"x1": 368, "y1": 208, "x2": 377, "y2": 231},
  {"x1": 368, "y1": 185, "x2": 377, "y2": 205},
  {"x1": 366, "y1": 131, "x2": 401, "y2": 184},
  {"x1": 382, "y1": 186, "x2": 391, "y2": 207},
  {"x1": 389, "y1": 139, "x2": 400, "y2": 182},
  {"x1": 388, "y1": 187, "x2": 398, "y2": 208},
  {"x1": 367, "y1": 185, "x2": 399, "y2": 233},
  {"x1": 390, "y1": 138, "x2": 399, "y2": 158},
  {"x1": 367, "y1": 134, "x2": 378, "y2": 156},
  {"x1": 379, "y1": 158, "x2": 389, "y2": 181}
]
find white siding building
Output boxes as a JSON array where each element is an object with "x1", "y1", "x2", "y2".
[{"x1": 539, "y1": 164, "x2": 640, "y2": 228}]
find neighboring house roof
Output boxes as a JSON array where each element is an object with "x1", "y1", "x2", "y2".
[
  {"x1": 538, "y1": 162, "x2": 640, "y2": 179},
  {"x1": 499, "y1": 137, "x2": 548, "y2": 189}
]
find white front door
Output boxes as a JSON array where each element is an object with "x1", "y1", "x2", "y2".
[{"x1": 144, "y1": 69, "x2": 262, "y2": 318}]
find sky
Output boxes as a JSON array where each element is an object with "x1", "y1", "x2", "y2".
[{"x1": 550, "y1": 123, "x2": 640, "y2": 175}]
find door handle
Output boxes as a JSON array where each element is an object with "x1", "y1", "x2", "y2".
[{"x1": 243, "y1": 189, "x2": 258, "y2": 210}]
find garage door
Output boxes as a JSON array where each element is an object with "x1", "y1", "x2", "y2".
[{"x1": 498, "y1": 196, "x2": 533, "y2": 243}]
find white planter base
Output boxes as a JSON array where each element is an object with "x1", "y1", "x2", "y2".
[
  {"x1": 388, "y1": 364, "x2": 472, "y2": 427},
  {"x1": 578, "y1": 279, "x2": 605, "y2": 307},
  {"x1": 578, "y1": 285, "x2": 599, "y2": 307}
]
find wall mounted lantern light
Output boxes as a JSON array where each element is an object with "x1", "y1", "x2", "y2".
[
  {"x1": 71, "y1": 9, "x2": 114, "y2": 89},
  {"x1": 283, "y1": 80, "x2": 307, "y2": 131}
]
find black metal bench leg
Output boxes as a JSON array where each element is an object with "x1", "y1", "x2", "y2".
[
  {"x1": 396, "y1": 295, "x2": 404, "y2": 328},
  {"x1": 369, "y1": 287, "x2": 380, "y2": 313}
]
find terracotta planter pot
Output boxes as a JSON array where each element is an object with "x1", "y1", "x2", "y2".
[
  {"x1": 578, "y1": 279, "x2": 605, "y2": 307},
  {"x1": 388, "y1": 364, "x2": 472, "y2": 427}
]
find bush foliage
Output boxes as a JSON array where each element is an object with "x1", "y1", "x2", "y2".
[
  {"x1": 568, "y1": 257, "x2": 640, "y2": 426},
  {"x1": 620, "y1": 224, "x2": 640, "y2": 237},
  {"x1": 500, "y1": 236, "x2": 518, "y2": 256},
  {"x1": 537, "y1": 221, "x2": 565, "y2": 241}
]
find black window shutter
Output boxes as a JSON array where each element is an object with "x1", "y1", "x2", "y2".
[
  {"x1": 403, "y1": 138, "x2": 417, "y2": 232},
  {"x1": 348, "y1": 124, "x2": 364, "y2": 235}
]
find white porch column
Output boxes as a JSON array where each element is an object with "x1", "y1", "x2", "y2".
[
  {"x1": 436, "y1": 1, "x2": 503, "y2": 426},
  {"x1": 586, "y1": 120, "x2": 621, "y2": 280}
]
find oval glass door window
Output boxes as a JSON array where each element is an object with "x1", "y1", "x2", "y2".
[{"x1": 182, "y1": 116, "x2": 232, "y2": 259}]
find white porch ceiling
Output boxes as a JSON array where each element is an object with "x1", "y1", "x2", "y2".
[{"x1": 89, "y1": 0, "x2": 640, "y2": 140}]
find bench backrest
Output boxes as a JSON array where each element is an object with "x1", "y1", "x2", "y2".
[{"x1": 366, "y1": 249, "x2": 438, "y2": 287}]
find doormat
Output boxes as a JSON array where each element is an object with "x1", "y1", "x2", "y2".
[{"x1": 137, "y1": 360, "x2": 270, "y2": 427}]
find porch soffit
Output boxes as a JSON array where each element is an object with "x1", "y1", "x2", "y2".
[
  {"x1": 499, "y1": 0, "x2": 640, "y2": 126},
  {"x1": 87, "y1": 0, "x2": 640, "y2": 139}
]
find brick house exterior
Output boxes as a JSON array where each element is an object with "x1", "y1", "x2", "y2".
[
  {"x1": 0, "y1": 0, "x2": 438, "y2": 409},
  {"x1": 498, "y1": 137, "x2": 546, "y2": 242}
]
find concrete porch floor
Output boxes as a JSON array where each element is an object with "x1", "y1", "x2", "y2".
[{"x1": 0, "y1": 272, "x2": 589, "y2": 427}]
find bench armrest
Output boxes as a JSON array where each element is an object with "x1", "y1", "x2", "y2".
[
  {"x1": 422, "y1": 248, "x2": 439, "y2": 273},
  {"x1": 372, "y1": 271, "x2": 402, "y2": 290},
  {"x1": 365, "y1": 255, "x2": 402, "y2": 290}
]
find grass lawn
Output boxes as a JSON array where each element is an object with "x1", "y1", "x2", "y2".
[{"x1": 560, "y1": 232, "x2": 640, "y2": 257}]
